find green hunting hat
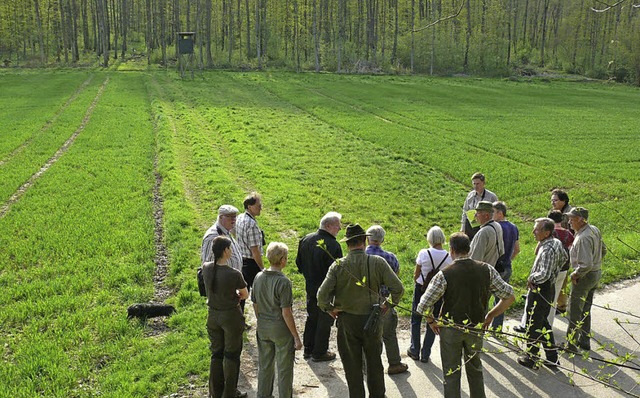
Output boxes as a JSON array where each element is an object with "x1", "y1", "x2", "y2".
[
  {"x1": 475, "y1": 201, "x2": 494, "y2": 212},
  {"x1": 567, "y1": 207, "x2": 589, "y2": 220},
  {"x1": 340, "y1": 224, "x2": 371, "y2": 242}
]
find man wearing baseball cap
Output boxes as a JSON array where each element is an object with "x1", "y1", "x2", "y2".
[
  {"x1": 201, "y1": 204, "x2": 243, "y2": 272},
  {"x1": 564, "y1": 207, "x2": 606, "y2": 353}
]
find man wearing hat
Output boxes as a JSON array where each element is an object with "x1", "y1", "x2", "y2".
[
  {"x1": 317, "y1": 224, "x2": 404, "y2": 398},
  {"x1": 564, "y1": 207, "x2": 606, "y2": 352},
  {"x1": 201, "y1": 204, "x2": 243, "y2": 272},
  {"x1": 461, "y1": 172, "x2": 498, "y2": 240},
  {"x1": 365, "y1": 225, "x2": 409, "y2": 375},
  {"x1": 470, "y1": 201, "x2": 505, "y2": 267}
]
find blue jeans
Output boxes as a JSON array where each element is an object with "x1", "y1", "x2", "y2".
[
  {"x1": 410, "y1": 283, "x2": 442, "y2": 360},
  {"x1": 490, "y1": 266, "x2": 512, "y2": 329}
]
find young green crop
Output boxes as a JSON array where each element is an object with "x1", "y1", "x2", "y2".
[{"x1": 0, "y1": 70, "x2": 638, "y2": 397}]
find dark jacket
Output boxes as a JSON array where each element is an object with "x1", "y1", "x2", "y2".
[
  {"x1": 296, "y1": 229, "x2": 343, "y2": 296},
  {"x1": 440, "y1": 258, "x2": 492, "y2": 325}
]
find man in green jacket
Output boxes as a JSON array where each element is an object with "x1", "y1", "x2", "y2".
[{"x1": 317, "y1": 224, "x2": 404, "y2": 398}]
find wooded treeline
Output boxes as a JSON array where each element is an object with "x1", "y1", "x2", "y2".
[{"x1": 1, "y1": 0, "x2": 639, "y2": 82}]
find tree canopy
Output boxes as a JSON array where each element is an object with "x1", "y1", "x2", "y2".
[{"x1": 0, "y1": 0, "x2": 638, "y2": 82}]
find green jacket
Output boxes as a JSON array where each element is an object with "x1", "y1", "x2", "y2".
[{"x1": 317, "y1": 249, "x2": 404, "y2": 315}]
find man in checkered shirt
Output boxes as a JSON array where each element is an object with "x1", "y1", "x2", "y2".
[
  {"x1": 236, "y1": 192, "x2": 265, "y2": 312},
  {"x1": 417, "y1": 232, "x2": 514, "y2": 398}
]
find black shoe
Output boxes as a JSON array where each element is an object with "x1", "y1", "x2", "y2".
[
  {"x1": 544, "y1": 359, "x2": 560, "y2": 371},
  {"x1": 234, "y1": 390, "x2": 248, "y2": 398},
  {"x1": 312, "y1": 351, "x2": 336, "y2": 362},
  {"x1": 303, "y1": 351, "x2": 312, "y2": 359},
  {"x1": 420, "y1": 357, "x2": 429, "y2": 363},
  {"x1": 406, "y1": 349, "x2": 420, "y2": 361},
  {"x1": 517, "y1": 355, "x2": 539, "y2": 370},
  {"x1": 513, "y1": 325, "x2": 526, "y2": 334}
]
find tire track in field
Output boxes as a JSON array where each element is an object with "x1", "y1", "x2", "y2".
[
  {"x1": 147, "y1": 76, "x2": 207, "y2": 228},
  {"x1": 299, "y1": 84, "x2": 541, "y2": 170},
  {"x1": 0, "y1": 77, "x2": 109, "y2": 219},
  {"x1": 146, "y1": 76, "x2": 180, "y2": 305},
  {"x1": 0, "y1": 75, "x2": 94, "y2": 168},
  {"x1": 155, "y1": 76, "x2": 294, "y2": 241},
  {"x1": 250, "y1": 82, "x2": 548, "y2": 226},
  {"x1": 298, "y1": 84, "x2": 633, "y2": 194},
  {"x1": 270, "y1": 83, "x2": 635, "y2": 219}
]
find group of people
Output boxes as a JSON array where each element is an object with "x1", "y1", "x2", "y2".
[{"x1": 199, "y1": 172, "x2": 606, "y2": 398}]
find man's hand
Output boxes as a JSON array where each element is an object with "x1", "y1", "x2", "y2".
[
  {"x1": 483, "y1": 316, "x2": 493, "y2": 330},
  {"x1": 329, "y1": 309, "x2": 341, "y2": 319},
  {"x1": 427, "y1": 319, "x2": 440, "y2": 335},
  {"x1": 293, "y1": 336, "x2": 303, "y2": 350},
  {"x1": 570, "y1": 271, "x2": 580, "y2": 285}
]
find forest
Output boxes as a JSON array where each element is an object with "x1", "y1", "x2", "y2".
[{"x1": 1, "y1": 0, "x2": 639, "y2": 82}]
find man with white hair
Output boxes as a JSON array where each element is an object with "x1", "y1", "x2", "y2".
[
  {"x1": 365, "y1": 225, "x2": 408, "y2": 375},
  {"x1": 296, "y1": 212, "x2": 343, "y2": 361},
  {"x1": 201, "y1": 205, "x2": 243, "y2": 272},
  {"x1": 517, "y1": 218, "x2": 567, "y2": 370},
  {"x1": 564, "y1": 207, "x2": 606, "y2": 353}
]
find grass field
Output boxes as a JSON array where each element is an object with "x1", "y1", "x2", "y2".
[{"x1": 1, "y1": 69, "x2": 639, "y2": 397}]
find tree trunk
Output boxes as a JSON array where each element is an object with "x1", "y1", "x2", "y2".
[
  {"x1": 121, "y1": 0, "x2": 128, "y2": 58},
  {"x1": 539, "y1": 0, "x2": 549, "y2": 66},
  {"x1": 33, "y1": 0, "x2": 46, "y2": 64},
  {"x1": 313, "y1": 0, "x2": 319, "y2": 71},
  {"x1": 463, "y1": 0, "x2": 470, "y2": 72},
  {"x1": 245, "y1": 0, "x2": 251, "y2": 58},
  {"x1": 205, "y1": 0, "x2": 213, "y2": 66},
  {"x1": 410, "y1": 0, "x2": 415, "y2": 72}
]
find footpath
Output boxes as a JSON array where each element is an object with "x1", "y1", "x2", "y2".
[{"x1": 234, "y1": 277, "x2": 640, "y2": 398}]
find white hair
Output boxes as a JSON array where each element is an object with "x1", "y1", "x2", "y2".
[
  {"x1": 319, "y1": 211, "x2": 342, "y2": 229},
  {"x1": 426, "y1": 226, "x2": 446, "y2": 247}
]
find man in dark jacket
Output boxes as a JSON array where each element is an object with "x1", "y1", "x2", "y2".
[{"x1": 296, "y1": 211, "x2": 342, "y2": 361}]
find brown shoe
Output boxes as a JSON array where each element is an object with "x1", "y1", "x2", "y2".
[
  {"x1": 312, "y1": 351, "x2": 337, "y2": 362},
  {"x1": 388, "y1": 362, "x2": 409, "y2": 375}
]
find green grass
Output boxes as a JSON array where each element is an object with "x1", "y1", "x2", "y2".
[{"x1": 0, "y1": 70, "x2": 638, "y2": 397}]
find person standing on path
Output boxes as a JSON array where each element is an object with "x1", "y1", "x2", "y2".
[
  {"x1": 550, "y1": 189, "x2": 573, "y2": 312},
  {"x1": 203, "y1": 236, "x2": 249, "y2": 398},
  {"x1": 236, "y1": 192, "x2": 265, "y2": 312},
  {"x1": 517, "y1": 218, "x2": 567, "y2": 370},
  {"x1": 490, "y1": 201, "x2": 519, "y2": 329},
  {"x1": 564, "y1": 207, "x2": 606, "y2": 353},
  {"x1": 296, "y1": 211, "x2": 343, "y2": 362},
  {"x1": 252, "y1": 242, "x2": 303, "y2": 398},
  {"x1": 461, "y1": 173, "x2": 498, "y2": 241},
  {"x1": 365, "y1": 224, "x2": 408, "y2": 375},
  {"x1": 408, "y1": 226, "x2": 452, "y2": 363},
  {"x1": 470, "y1": 201, "x2": 504, "y2": 267},
  {"x1": 202, "y1": 205, "x2": 243, "y2": 273},
  {"x1": 317, "y1": 224, "x2": 404, "y2": 398},
  {"x1": 417, "y1": 232, "x2": 514, "y2": 398}
]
